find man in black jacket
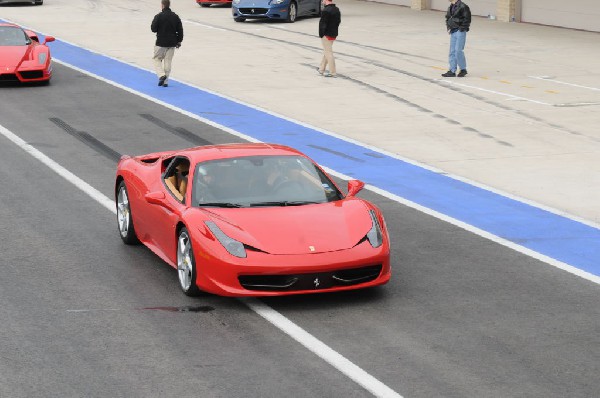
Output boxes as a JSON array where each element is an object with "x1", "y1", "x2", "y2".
[
  {"x1": 442, "y1": 0, "x2": 471, "y2": 78},
  {"x1": 317, "y1": 0, "x2": 341, "y2": 78},
  {"x1": 151, "y1": 0, "x2": 183, "y2": 87}
]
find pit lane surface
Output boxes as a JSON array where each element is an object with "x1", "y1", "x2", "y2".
[{"x1": 1, "y1": 63, "x2": 599, "y2": 398}]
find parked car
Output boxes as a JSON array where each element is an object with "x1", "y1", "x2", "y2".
[
  {"x1": 0, "y1": 0, "x2": 43, "y2": 4},
  {"x1": 232, "y1": 0, "x2": 321, "y2": 23},
  {"x1": 196, "y1": 0, "x2": 231, "y2": 7}
]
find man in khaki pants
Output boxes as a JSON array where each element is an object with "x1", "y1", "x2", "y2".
[
  {"x1": 317, "y1": 0, "x2": 341, "y2": 78},
  {"x1": 151, "y1": 0, "x2": 183, "y2": 87}
]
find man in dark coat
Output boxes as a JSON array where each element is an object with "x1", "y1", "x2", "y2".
[
  {"x1": 317, "y1": 0, "x2": 341, "y2": 78},
  {"x1": 442, "y1": 0, "x2": 471, "y2": 78},
  {"x1": 151, "y1": 0, "x2": 183, "y2": 87}
]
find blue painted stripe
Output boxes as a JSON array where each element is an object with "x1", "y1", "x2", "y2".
[{"x1": 46, "y1": 38, "x2": 600, "y2": 277}]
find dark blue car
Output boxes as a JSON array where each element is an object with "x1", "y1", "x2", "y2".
[{"x1": 232, "y1": 0, "x2": 321, "y2": 23}]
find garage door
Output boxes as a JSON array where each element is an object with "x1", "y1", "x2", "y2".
[
  {"x1": 431, "y1": 0, "x2": 496, "y2": 17},
  {"x1": 522, "y1": 0, "x2": 600, "y2": 32}
]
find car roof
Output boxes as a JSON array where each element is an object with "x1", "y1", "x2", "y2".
[{"x1": 175, "y1": 143, "x2": 307, "y2": 163}]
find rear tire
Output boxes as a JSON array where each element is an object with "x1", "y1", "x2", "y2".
[
  {"x1": 177, "y1": 228, "x2": 201, "y2": 296},
  {"x1": 34, "y1": 0, "x2": 43, "y2": 4},
  {"x1": 116, "y1": 181, "x2": 140, "y2": 245}
]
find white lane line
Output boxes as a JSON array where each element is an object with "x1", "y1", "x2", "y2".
[
  {"x1": 530, "y1": 76, "x2": 600, "y2": 92},
  {"x1": 0, "y1": 123, "x2": 404, "y2": 398},
  {"x1": 364, "y1": 184, "x2": 600, "y2": 286},
  {"x1": 555, "y1": 102, "x2": 600, "y2": 107},
  {"x1": 0, "y1": 125, "x2": 115, "y2": 213},
  {"x1": 245, "y1": 298, "x2": 403, "y2": 398},
  {"x1": 437, "y1": 79, "x2": 552, "y2": 105},
  {"x1": 183, "y1": 19, "x2": 228, "y2": 31}
]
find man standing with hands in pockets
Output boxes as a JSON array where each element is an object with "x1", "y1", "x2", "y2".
[
  {"x1": 317, "y1": 0, "x2": 341, "y2": 78},
  {"x1": 151, "y1": 0, "x2": 183, "y2": 87},
  {"x1": 442, "y1": 0, "x2": 471, "y2": 78}
]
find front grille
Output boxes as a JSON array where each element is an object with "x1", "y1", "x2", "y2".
[
  {"x1": 239, "y1": 7, "x2": 268, "y2": 14},
  {"x1": 19, "y1": 70, "x2": 44, "y2": 79},
  {"x1": 239, "y1": 264, "x2": 382, "y2": 291},
  {"x1": 0, "y1": 73, "x2": 18, "y2": 81}
]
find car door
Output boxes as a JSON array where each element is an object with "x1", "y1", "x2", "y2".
[{"x1": 143, "y1": 156, "x2": 190, "y2": 265}]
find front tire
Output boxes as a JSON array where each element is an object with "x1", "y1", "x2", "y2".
[
  {"x1": 116, "y1": 181, "x2": 140, "y2": 245},
  {"x1": 286, "y1": 1, "x2": 297, "y2": 23},
  {"x1": 177, "y1": 228, "x2": 201, "y2": 296},
  {"x1": 34, "y1": 0, "x2": 43, "y2": 4},
  {"x1": 201, "y1": 3, "x2": 211, "y2": 7},
  {"x1": 234, "y1": 16, "x2": 246, "y2": 22}
]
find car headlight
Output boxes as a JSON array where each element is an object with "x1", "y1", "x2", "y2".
[
  {"x1": 205, "y1": 221, "x2": 247, "y2": 258},
  {"x1": 233, "y1": 0, "x2": 240, "y2": 4},
  {"x1": 272, "y1": 0, "x2": 285, "y2": 4},
  {"x1": 366, "y1": 210, "x2": 383, "y2": 248},
  {"x1": 38, "y1": 53, "x2": 47, "y2": 64}
]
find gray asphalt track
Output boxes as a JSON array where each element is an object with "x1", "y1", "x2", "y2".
[{"x1": 0, "y1": 64, "x2": 598, "y2": 398}]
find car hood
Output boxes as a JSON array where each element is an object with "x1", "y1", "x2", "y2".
[
  {"x1": 235, "y1": 0, "x2": 276, "y2": 7},
  {"x1": 0, "y1": 46, "x2": 29, "y2": 68},
  {"x1": 197, "y1": 199, "x2": 372, "y2": 255}
]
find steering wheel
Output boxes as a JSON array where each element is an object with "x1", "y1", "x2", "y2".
[
  {"x1": 273, "y1": 179, "x2": 303, "y2": 194},
  {"x1": 195, "y1": 181, "x2": 216, "y2": 204}
]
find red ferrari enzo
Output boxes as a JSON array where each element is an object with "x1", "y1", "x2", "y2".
[
  {"x1": 196, "y1": 0, "x2": 231, "y2": 7},
  {"x1": 0, "y1": 23, "x2": 54, "y2": 84},
  {"x1": 115, "y1": 143, "x2": 391, "y2": 297}
]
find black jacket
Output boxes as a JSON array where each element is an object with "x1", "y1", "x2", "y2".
[
  {"x1": 151, "y1": 7, "x2": 183, "y2": 47},
  {"x1": 319, "y1": 4, "x2": 341, "y2": 38},
  {"x1": 445, "y1": 1, "x2": 471, "y2": 32}
]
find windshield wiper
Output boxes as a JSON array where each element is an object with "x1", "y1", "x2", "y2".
[
  {"x1": 249, "y1": 201, "x2": 320, "y2": 207},
  {"x1": 198, "y1": 202, "x2": 244, "y2": 208}
]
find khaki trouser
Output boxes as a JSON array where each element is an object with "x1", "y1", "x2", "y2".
[
  {"x1": 319, "y1": 37, "x2": 336, "y2": 75},
  {"x1": 153, "y1": 46, "x2": 175, "y2": 82}
]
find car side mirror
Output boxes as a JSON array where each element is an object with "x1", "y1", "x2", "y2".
[
  {"x1": 43, "y1": 36, "x2": 55, "y2": 44},
  {"x1": 346, "y1": 179, "x2": 365, "y2": 197},
  {"x1": 145, "y1": 191, "x2": 167, "y2": 205}
]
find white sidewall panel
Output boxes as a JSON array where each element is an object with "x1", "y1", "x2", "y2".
[
  {"x1": 366, "y1": 0, "x2": 411, "y2": 6},
  {"x1": 431, "y1": 0, "x2": 496, "y2": 17},
  {"x1": 521, "y1": 0, "x2": 600, "y2": 32}
]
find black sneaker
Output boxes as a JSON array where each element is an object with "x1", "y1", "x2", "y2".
[
  {"x1": 162, "y1": 83, "x2": 168, "y2": 88},
  {"x1": 158, "y1": 75, "x2": 167, "y2": 86},
  {"x1": 441, "y1": 71, "x2": 456, "y2": 77},
  {"x1": 457, "y1": 69, "x2": 468, "y2": 77}
]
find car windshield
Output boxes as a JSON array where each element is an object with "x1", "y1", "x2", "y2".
[
  {"x1": 0, "y1": 27, "x2": 31, "y2": 46},
  {"x1": 192, "y1": 155, "x2": 343, "y2": 207}
]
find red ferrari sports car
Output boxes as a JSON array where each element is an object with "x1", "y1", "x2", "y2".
[
  {"x1": 115, "y1": 143, "x2": 391, "y2": 297},
  {"x1": 0, "y1": 23, "x2": 54, "y2": 84}
]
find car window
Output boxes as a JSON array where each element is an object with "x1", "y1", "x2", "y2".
[
  {"x1": 0, "y1": 27, "x2": 31, "y2": 46},
  {"x1": 163, "y1": 157, "x2": 190, "y2": 202},
  {"x1": 192, "y1": 155, "x2": 343, "y2": 207}
]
